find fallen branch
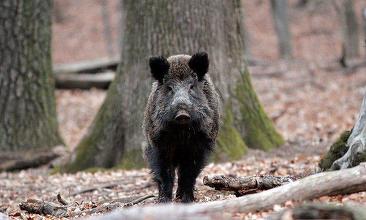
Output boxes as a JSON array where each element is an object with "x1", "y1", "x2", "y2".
[
  {"x1": 203, "y1": 175, "x2": 295, "y2": 196},
  {"x1": 87, "y1": 163, "x2": 366, "y2": 220},
  {"x1": 19, "y1": 199, "x2": 68, "y2": 218},
  {"x1": 0, "y1": 152, "x2": 60, "y2": 172},
  {"x1": 53, "y1": 56, "x2": 119, "y2": 74},
  {"x1": 123, "y1": 194, "x2": 155, "y2": 207},
  {"x1": 70, "y1": 182, "x2": 119, "y2": 196},
  {"x1": 81, "y1": 194, "x2": 155, "y2": 216},
  {"x1": 55, "y1": 72, "x2": 115, "y2": 89}
]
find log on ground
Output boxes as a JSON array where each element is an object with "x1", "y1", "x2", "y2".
[{"x1": 203, "y1": 175, "x2": 295, "y2": 195}]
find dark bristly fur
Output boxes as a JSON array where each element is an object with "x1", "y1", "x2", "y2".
[{"x1": 143, "y1": 52, "x2": 220, "y2": 203}]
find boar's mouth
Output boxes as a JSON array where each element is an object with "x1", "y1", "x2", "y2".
[{"x1": 174, "y1": 109, "x2": 191, "y2": 124}]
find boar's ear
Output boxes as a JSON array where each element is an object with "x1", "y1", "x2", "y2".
[
  {"x1": 149, "y1": 56, "x2": 169, "y2": 83},
  {"x1": 189, "y1": 52, "x2": 209, "y2": 81}
]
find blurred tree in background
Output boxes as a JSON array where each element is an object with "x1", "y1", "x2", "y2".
[
  {"x1": 270, "y1": 0, "x2": 293, "y2": 59},
  {"x1": 0, "y1": 0, "x2": 63, "y2": 165},
  {"x1": 342, "y1": 0, "x2": 359, "y2": 64},
  {"x1": 65, "y1": 0, "x2": 284, "y2": 172}
]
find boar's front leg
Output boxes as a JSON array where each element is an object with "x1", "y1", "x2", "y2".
[
  {"x1": 146, "y1": 146, "x2": 175, "y2": 203},
  {"x1": 176, "y1": 156, "x2": 205, "y2": 203}
]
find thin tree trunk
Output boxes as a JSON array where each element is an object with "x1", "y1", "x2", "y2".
[
  {"x1": 362, "y1": 8, "x2": 366, "y2": 57},
  {"x1": 270, "y1": 0, "x2": 293, "y2": 60},
  {"x1": 65, "y1": 0, "x2": 283, "y2": 172},
  {"x1": 100, "y1": 1, "x2": 114, "y2": 57},
  {"x1": 240, "y1": 0, "x2": 251, "y2": 61},
  {"x1": 342, "y1": 0, "x2": 360, "y2": 61},
  {"x1": 0, "y1": 0, "x2": 63, "y2": 161}
]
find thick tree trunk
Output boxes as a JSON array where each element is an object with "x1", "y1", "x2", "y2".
[
  {"x1": 270, "y1": 0, "x2": 293, "y2": 60},
  {"x1": 0, "y1": 0, "x2": 63, "y2": 162},
  {"x1": 341, "y1": 0, "x2": 360, "y2": 63},
  {"x1": 65, "y1": 0, "x2": 283, "y2": 172}
]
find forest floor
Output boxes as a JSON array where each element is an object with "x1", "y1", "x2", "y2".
[
  {"x1": 2, "y1": 62, "x2": 366, "y2": 220},
  {"x1": 2, "y1": 0, "x2": 366, "y2": 219}
]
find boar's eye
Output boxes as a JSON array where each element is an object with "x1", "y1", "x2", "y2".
[
  {"x1": 167, "y1": 85, "x2": 173, "y2": 91},
  {"x1": 190, "y1": 84, "x2": 194, "y2": 89}
]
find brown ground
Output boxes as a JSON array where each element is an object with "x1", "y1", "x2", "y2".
[{"x1": 2, "y1": 0, "x2": 366, "y2": 219}]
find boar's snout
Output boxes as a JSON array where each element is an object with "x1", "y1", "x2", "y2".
[{"x1": 175, "y1": 109, "x2": 191, "y2": 124}]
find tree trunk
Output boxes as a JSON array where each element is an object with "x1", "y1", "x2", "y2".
[
  {"x1": 362, "y1": 8, "x2": 366, "y2": 57},
  {"x1": 65, "y1": 0, "x2": 283, "y2": 172},
  {"x1": 320, "y1": 92, "x2": 366, "y2": 170},
  {"x1": 240, "y1": 0, "x2": 251, "y2": 61},
  {"x1": 0, "y1": 0, "x2": 63, "y2": 162},
  {"x1": 270, "y1": 0, "x2": 293, "y2": 60},
  {"x1": 341, "y1": 0, "x2": 360, "y2": 63},
  {"x1": 330, "y1": 94, "x2": 366, "y2": 170}
]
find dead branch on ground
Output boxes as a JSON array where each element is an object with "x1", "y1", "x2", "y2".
[
  {"x1": 203, "y1": 175, "x2": 295, "y2": 196},
  {"x1": 0, "y1": 152, "x2": 60, "y2": 172},
  {"x1": 19, "y1": 199, "x2": 68, "y2": 218}
]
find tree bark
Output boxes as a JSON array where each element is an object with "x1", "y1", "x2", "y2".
[
  {"x1": 65, "y1": 0, "x2": 283, "y2": 172},
  {"x1": 341, "y1": 0, "x2": 360, "y2": 63},
  {"x1": 87, "y1": 163, "x2": 366, "y2": 220},
  {"x1": 329, "y1": 93, "x2": 366, "y2": 170},
  {"x1": 203, "y1": 175, "x2": 295, "y2": 195},
  {"x1": 0, "y1": 0, "x2": 63, "y2": 161},
  {"x1": 270, "y1": 0, "x2": 293, "y2": 60},
  {"x1": 362, "y1": 8, "x2": 366, "y2": 56}
]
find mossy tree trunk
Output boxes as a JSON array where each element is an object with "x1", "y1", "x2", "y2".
[
  {"x1": 270, "y1": 0, "x2": 293, "y2": 60},
  {"x1": 320, "y1": 93, "x2": 366, "y2": 170},
  {"x1": 0, "y1": 0, "x2": 63, "y2": 161},
  {"x1": 65, "y1": 0, "x2": 283, "y2": 172}
]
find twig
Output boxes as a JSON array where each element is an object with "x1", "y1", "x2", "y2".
[
  {"x1": 57, "y1": 193, "x2": 69, "y2": 206},
  {"x1": 124, "y1": 194, "x2": 155, "y2": 207},
  {"x1": 70, "y1": 183, "x2": 119, "y2": 196}
]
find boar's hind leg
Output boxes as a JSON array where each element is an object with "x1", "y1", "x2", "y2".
[
  {"x1": 176, "y1": 156, "x2": 205, "y2": 203},
  {"x1": 146, "y1": 147, "x2": 175, "y2": 203}
]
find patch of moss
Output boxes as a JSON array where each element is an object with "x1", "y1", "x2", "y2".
[
  {"x1": 234, "y1": 68, "x2": 284, "y2": 150},
  {"x1": 353, "y1": 151, "x2": 366, "y2": 167},
  {"x1": 213, "y1": 104, "x2": 248, "y2": 162},
  {"x1": 319, "y1": 130, "x2": 351, "y2": 171},
  {"x1": 118, "y1": 148, "x2": 146, "y2": 169},
  {"x1": 63, "y1": 131, "x2": 101, "y2": 173},
  {"x1": 83, "y1": 167, "x2": 109, "y2": 173}
]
